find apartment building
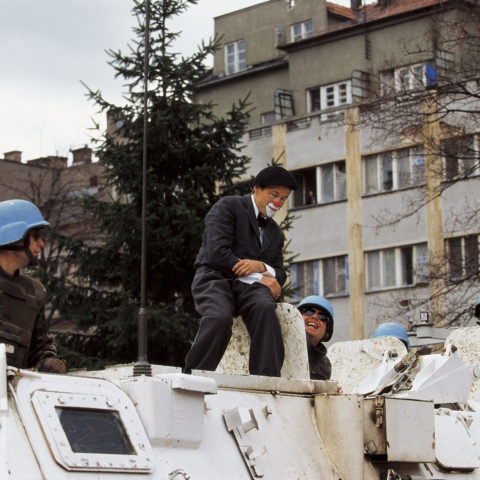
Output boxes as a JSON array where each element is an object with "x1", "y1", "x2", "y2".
[{"x1": 194, "y1": 0, "x2": 480, "y2": 343}]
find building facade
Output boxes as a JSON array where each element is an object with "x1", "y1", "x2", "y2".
[
  {"x1": 0, "y1": 147, "x2": 104, "y2": 239},
  {"x1": 194, "y1": 0, "x2": 480, "y2": 343}
]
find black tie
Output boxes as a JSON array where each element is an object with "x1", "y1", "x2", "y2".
[{"x1": 257, "y1": 213, "x2": 267, "y2": 228}]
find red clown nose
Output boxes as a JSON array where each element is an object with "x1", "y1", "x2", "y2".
[{"x1": 273, "y1": 201, "x2": 282, "y2": 208}]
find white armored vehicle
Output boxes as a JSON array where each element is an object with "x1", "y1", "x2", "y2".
[{"x1": 2, "y1": 304, "x2": 480, "y2": 479}]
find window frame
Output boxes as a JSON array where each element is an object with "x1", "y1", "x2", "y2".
[
  {"x1": 366, "y1": 243, "x2": 428, "y2": 291},
  {"x1": 274, "y1": 89, "x2": 295, "y2": 119},
  {"x1": 322, "y1": 255, "x2": 349, "y2": 298},
  {"x1": 292, "y1": 161, "x2": 347, "y2": 208},
  {"x1": 442, "y1": 134, "x2": 479, "y2": 181},
  {"x1": 224, "y1": 39, "x2": 246, "y2": 75},
  {"x1": 307, "y1": 80, "x2": 352, "y2": 114},
  {"x1": 291, "y1": 20, "x2": 313, "y2": 42},
  {"x1": 319, "y1": 161, "x2": 346, "y2": 204},
  {"x1": 363, "y1": 146, "x2": 425, "y2": 195},
  {"x1": 291, "y1": 254, "x2": 349, "y2": 301},
  {"x1": 395, "y1": 63, "x2": 426, "y2": 92},
  {"x1": 380, "y1": 62, "x2": 432, "y2": 97},
  {"x1": 446, "y1": 234, "x2": 479, "y2": 282},
  {"x1": 31, "y1": 389, "x2": 153, "y2": 473}
]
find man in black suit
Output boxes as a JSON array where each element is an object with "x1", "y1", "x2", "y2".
[{"x1": 184, "y1": 166, "x2": 298, "y2": 377}]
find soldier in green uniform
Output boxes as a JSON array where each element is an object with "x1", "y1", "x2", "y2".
[{"x1": 0, "y1": 199, "x2": 66, "y2": 372}]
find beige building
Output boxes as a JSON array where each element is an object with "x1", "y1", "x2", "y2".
[
  {"x1": 0, "y1": 147, "x2": 104, "y2": 237},
  {"x1": 195, "y1": 0, "x2": 480, "y2": 343}
]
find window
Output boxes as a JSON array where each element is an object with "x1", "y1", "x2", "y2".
[
  {"x1": 261, "y1": 111, "x2": 276, "y2": 124},
  {"x1": 380, "y1": 63, "x2": 432, "y2": 96},
  {"x1": 364, "y1": 146, "x2": 425, "y2": 195},
  {"x1": 379, "y1": 69, "x2": 395, "y2": 97},
  {"x1": 291, "y1": 20, "x2": 313, "y2": 42},
  {"x1": 307, "y1": 81, "x2": 352, "y2": 116},
  {"x1": 321, "y1": 162, "x2": 346, "y2": 203},
  {"x1": 395, "y1": 63, "x2": 426, "y2": 92},
  {"x1": 293, "y1": 167, "x2": 316, "y2": 207},
  {"x1": 446, "y1": 235, "x2": 479, "y2": 281},
  {"x1": 291, "y1": 260, "x2": 317, "y2": 301},
  {"x1": 274, "y1": 90, "x2": 294, "y2": 119},
  {"x1": 31, "y1": 389, "x2": 153, "y2": 473},
  {"x1": 292, "y1": 162, "x2": 346, "y2": 207},
  {"x1": 225, "y1": 40, "x2": 246, "y2": 75},
  {"x1": 443, "y1": 135, "x2": 478, "y2": 180},
  {"x1": 57, "y1": 408, "x2": 134, "y2": 455},
  {"x1": 323, "y1": 256, "x2": 349, "y2": 297},
  {"x1": 291, "y1": 255, "x2": 349, "y2": 301},
  {"x1": 366, "y1": 243, "x2": 428, "y2": 291},
  {"x1": 308, "y1": 88, "x2": 320, "y2": 111}
]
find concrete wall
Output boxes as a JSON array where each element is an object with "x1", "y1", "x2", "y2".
[
  {"x1": 290, "y1": 202, "x2": 348, "y2": 260},
  {"x1": 286, "y1": 117, "x2": 346, "y2": 169},
  {"x1": 213, "y1": 0, "x2": 328, "y2": 74},
  {"x1": 195, "y1": 67, "x2": 290, "y2": 127},
  {"x1": 362, "y1": 191, "x2": 427, "y2": 249}
]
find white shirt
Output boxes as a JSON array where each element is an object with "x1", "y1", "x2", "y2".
[{"x1": 237, "y1": 196, "x2": 276, "y2": 285}]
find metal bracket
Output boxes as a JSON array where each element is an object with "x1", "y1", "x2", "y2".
[
  {"x1": 224, "y1": 406, "x2": 267, "y2": 479},
  {"x1": 375, "y1": 396, "x2": 385, "y2": 428}
]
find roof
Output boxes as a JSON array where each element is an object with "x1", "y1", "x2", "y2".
[
  {"x1": 282, "y1": 0, "x2": 450, "y2": 50},
  {"x1": 360, "y1": 0, "x2": 447, "y2": 22},
  {"x1": 326, "y1": 2, "x2": 358, "y2": 20}
]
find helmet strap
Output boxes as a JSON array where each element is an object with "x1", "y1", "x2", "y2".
[
  {"x1": 0, "y1": 238, "x2": 38, "y2": 266},
  {"x1": 0, "y1": 244, "x2": 24, "y2": 251},
  {"x1": 23, "y1": 235, "x2": 38, "y2": 267}
]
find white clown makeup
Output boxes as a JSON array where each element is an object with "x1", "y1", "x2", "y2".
[{"x1": 265, "y1": 200, "x2": 283, "y2": 217}]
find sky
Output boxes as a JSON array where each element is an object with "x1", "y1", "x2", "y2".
[{"x1": 0, "y1": 0, "x2": 271, "y2": 162}]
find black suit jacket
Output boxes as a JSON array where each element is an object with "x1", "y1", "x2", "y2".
[{"x1": 195, "y1": 194, "x2": 287, "y2": 286}]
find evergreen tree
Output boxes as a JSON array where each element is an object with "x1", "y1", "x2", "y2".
[{"x1": 55, "y1": 0, "x2": 250, "y2": 369}]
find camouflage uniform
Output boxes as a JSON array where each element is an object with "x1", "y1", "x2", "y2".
[{"x1": 0, "y1": 266, "x2": 59, "y2": 370}]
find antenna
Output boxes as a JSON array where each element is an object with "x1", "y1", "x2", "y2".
[{"x1": 134, "y1": 0, "x2": 152, "y2": 377}]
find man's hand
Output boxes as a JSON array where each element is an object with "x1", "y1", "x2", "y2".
[
  {"x1": 260, "y1": 275, "x2": 281, "y2": 299},
  {"x1": 232, "y1": 259, "x2": 266, "y2": 277}
]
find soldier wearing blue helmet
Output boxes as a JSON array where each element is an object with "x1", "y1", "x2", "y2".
[
  {"x1": 373, "y1": 322, "x2": 410, "y2": 350},
  {"x1": 297, "y1": 295, "x2": 334, "y2": 380},
  {"x1": 0, "y1": 199, "x2": 66, "y2": 373}
]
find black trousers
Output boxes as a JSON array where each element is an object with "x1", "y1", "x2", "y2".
[{"x1": 184, "y1": 266, "x2": 284, "y2": 377}]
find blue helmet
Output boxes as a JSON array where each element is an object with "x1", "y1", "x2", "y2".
[
  {"x1": 374, "y1": 322, "x2": 410, "y2": 349},
  {"x1": 475, "y1": 297, "x2": 480, "y2": 319},
  {"x1": 0, "y1": 199, "x2": 49, "y2": 247},
  {"x1": 297, "y1": 295, "x2": 334, "y2": 342}
]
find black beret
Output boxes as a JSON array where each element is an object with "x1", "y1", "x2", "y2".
[{"x1": 253, "y1": 166, "x2": 298, "y2": 190}]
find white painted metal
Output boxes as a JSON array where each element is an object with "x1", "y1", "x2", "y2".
[
  {"x1": 328, "y1": 336, "x2": 407, "y2": 393},
  {"x1": 5, "y1": 324, "x2": 480, "y2": 479},
  {"x1": 0, "y1": 345, "x2": 8, "y2": 480},
  {"x1": 435, "y1": 408, "x2": 480, "y2": 470},
  {"x1": 446, "y1": 326, "x2": 480, "y2": 402},
  {"x1": 383, "y1": 398, "x2": 435, "y2": 462},
  {"x1": 118, "y1": 373, "x2": 217, "y2": 447}
]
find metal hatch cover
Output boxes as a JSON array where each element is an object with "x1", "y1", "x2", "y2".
[
  {"x1": 31, "y1": 390, "x2": 153, "y2": 473},
  {"x1": 13, "y1": 372, "x2": 154, "y2": 476}
]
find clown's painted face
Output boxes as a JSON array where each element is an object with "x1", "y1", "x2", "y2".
[{"x1": 253, "y1": 185, "x2": 291, "y2": 218}]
